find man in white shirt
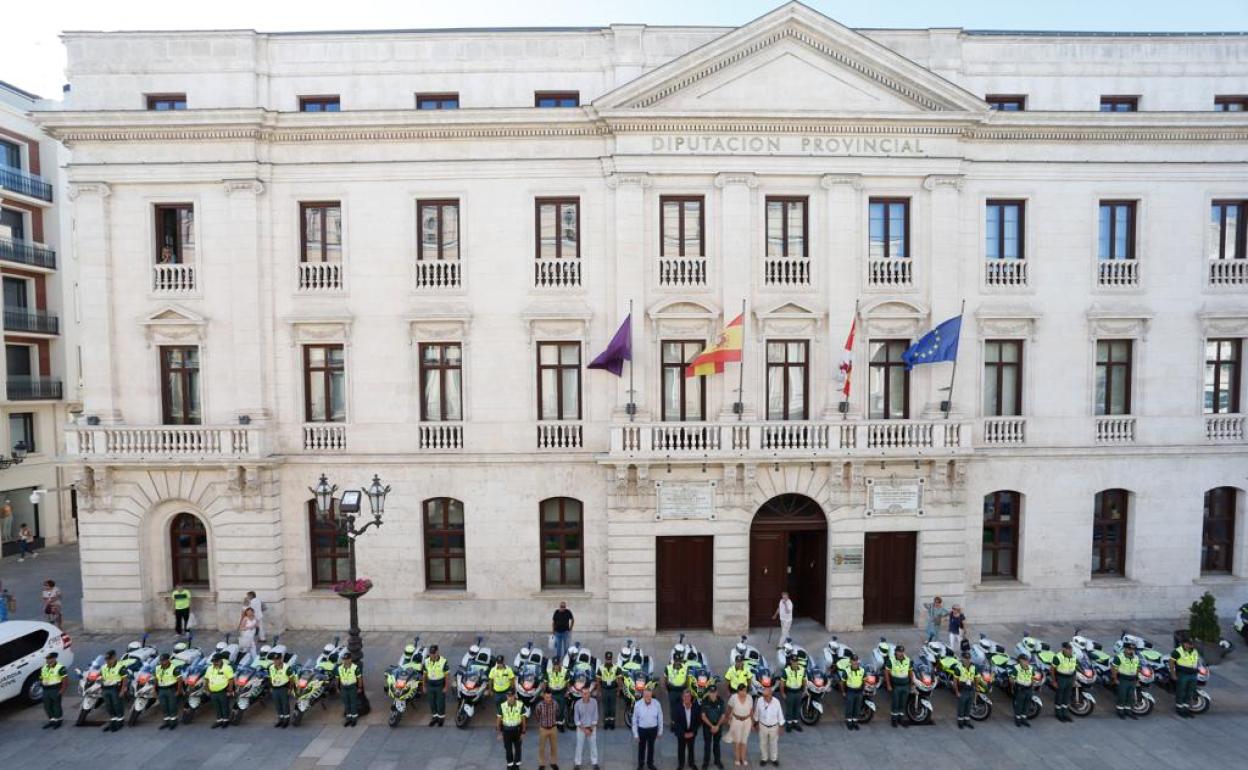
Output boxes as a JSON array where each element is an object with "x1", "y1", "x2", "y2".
[
  {"x1": 244, "y1": 592, "x2": 265, "y2": 642},
  {"x1": 772, "y1": 592, "x2": 794, "y2": 643},
  {"x1": 753, "y1": 685, "x2": 784, "y2": 767}
]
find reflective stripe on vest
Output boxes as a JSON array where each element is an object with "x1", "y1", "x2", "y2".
[
  {"x1": 155, "y1": 665, "x2": 180, "y2": 687},
  {"x1": 172, "y1": 590, "x2": 191, "y2": 610},
  {"x1": 598, "y1": 665, "x2": 618, "y2": 683},
  {"x1": 666, "y1": 663, "x2": 689, "y2": 687},
  {"x1": 889, "y1": 657, "x2": 911, "y2": 679},
  {"x1": 425, "y1": 658, "x2": 448, "y2": 680},
  {"x1": 1114, "y1": 655, "x2": 1139, "y2": 677},
  {"x1": 784, "y1": 667, "x2": 804, "y2": 688},
  {"x1": 40, "y1": 664, "x2": 66, "y2": 686},
  {"x1": 270, "y1": 665, "x2": 290, "y2": 688},
  {"x1": 490, "y1": 667, "x2": 515, "y2": 692},
  {"x1": 844, "y1": 667, "x2": 865, "y2": 689},
  {"x1": 101, "y1": 662, "x2": 126, "y2": 686},
  {"x1": 339, "y1": 664, "x2": 359, "y2": 686},
  {"x1": 957, "y1": 664, "x2": 975, "y2": 685},
  {"x1": 1173, "y1": 647, "x2": 1199, "y2": 670},
  {"x1": 206, "y1": 665, "x2": 233, "y2": 692},
  {"x1": 1055, "y1": 653, "x2": 1079, "y2": 675},
  {"x1": 500, "y1": 700, "x2": 524, "y2": 726}
]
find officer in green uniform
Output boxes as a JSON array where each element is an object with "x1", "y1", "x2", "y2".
[
  {"x1": 724, "y1": 658, "x2": 753, "y2": 695},
  {"x1": 664, "y1": 651, "x2": 690, "y2": 729},
  {"x1": 1011, "y1": 653, "x2": 1035, "y2": 727},
  {"x1": 839, "y1": 654, "x2": 865, "y2": 731},
  {"x1": 546, "y1": 658, "x2": 569, "y2": 731},
  {"x1": 488, "y1": 656, "x2": 516, "y2": 709},
  {"x1": 423, "y1": 645, "x2": 449, "y2": 726},
  {"x1": 268, "y1": 652, "x2": 294, "y2": 728},
  {"x1": 205, "y1": 655, "x2": 235, "y2": 729},
  {"x1": 1110, "y1": 643, "x2": 1140, "y2": 720},
  {"x1": 597, "y1": 651, "x2": 620, "y2": 729},
  {"x1": 1050, "y1": 641, "x2": 1079, "y2": 722},
  {"x1": 171, "y1": 585, "x2": 192, "y2": 635},
  {"x1": 883, "y1": 644, "x2": 912, "y2": 728},
  {"x1": 1168, "y1": 638, "x2": 1200, "y2": 718},
  {"x1": 39, "y1": 652, "x2": 69, "y2": 729},
  {"x1": 952, "y1": 650, "x2": 976, "y2": 730},
  {"x1": 780, "y1": 655, "x2": 806, "y2": 732},
  {"x1": 338, "y1": 652, "x2": 362, "y2": 727},
  {"x1": 154, "y1": 653, "x2": 183, "y2": 730},
  {"x1": 99, "y1": 650, "x2": 128, "y2": 732},
  {"x1": 497, "y1": 689, "x2": 526, "y2": 769}
]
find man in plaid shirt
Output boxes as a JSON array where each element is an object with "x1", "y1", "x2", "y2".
[{"x1": 534, "y1": 689, "x2": 562, "y2": 770}]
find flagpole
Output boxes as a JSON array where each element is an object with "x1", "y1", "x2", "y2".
[
  {"x1": 841, "y1": 299, "x2": 859, "y2": 421},
  {"x1": 943, "y1": 299, "x2": 966, "y2": 420},
  {"x1": 627, "y1": 299, "x2": 636, "y2": 422},
  {"x1": 736, "y1": 298, "x2": 746, "y2": 421}
]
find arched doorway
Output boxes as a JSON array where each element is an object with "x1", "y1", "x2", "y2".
[{"x1": 750, "y1": 494, "x2": 826, "y2": 626}]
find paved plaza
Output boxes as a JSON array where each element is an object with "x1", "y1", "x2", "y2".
[{"x1": 2, "y1": 546, "x2": 1246, "y2": 769}]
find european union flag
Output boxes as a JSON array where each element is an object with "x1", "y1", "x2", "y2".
[{"x1": 902, "y1": 315, "x2": 962, "y2": 370}]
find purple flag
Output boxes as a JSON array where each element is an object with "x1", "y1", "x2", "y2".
[{"x1": 587, "y1": 314, "x2": 631, "y2": 377}]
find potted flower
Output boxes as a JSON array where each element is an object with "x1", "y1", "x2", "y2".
[{"x1": 332, "y1": 578, "x2": 373, "y2": 599}]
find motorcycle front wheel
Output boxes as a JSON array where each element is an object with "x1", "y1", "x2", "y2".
[
  {"x1": 623, "y1": 703, "x2": 635, "y2": 729},
  {"x1": 1025, "y1": 697, "x2": 1042, "y2": 720},
  {"x1": 1188, "y1": 693, "x2": 1211, "y2": 715},
  {"x1": 969, "y1": 697, "x2": 991, "y2": 721},
  {"x1": 76, "y1": 708, "x2": 89, "y2": 727},
  {"x1": 388, "y1": 708, "x2": 402, "y2": 728},
  {"x1": 905, "y1": 697, "x2": 932, "y2": 725},
  {"x1": 799, "y1": 700, "x2": 821, "y2": 726},
  {"x1": 230, "y1": 707, "x2": 242, "y2": 725},
  {"x1": 290, "y1": 708, "x2": 304, "y2": 727},
  {"x1": 455, "y1": 704, "x2": 471, "y2": 729},
  {"x1": 1068, "y1": 692, "x2": 1094, "y2": 717},
  {"x1": 1131, "y1": 692, "x2": 1154, "y2": 717},
  {"x1": 858, "y1": 701, "x2": 875, "y2": 724}
]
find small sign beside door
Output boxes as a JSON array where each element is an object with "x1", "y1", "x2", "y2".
[
  {"x1": 865, "y1": 477, "x2": 925, "y2": 516},
  {"x1": 830, "y1": 546, "x2": 864, "y2": 572},
  {"x1": 655, "y1": 480, "x2": 717, "y2": 520}
]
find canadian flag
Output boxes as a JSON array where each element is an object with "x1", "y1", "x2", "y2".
[{"x1": 836, "y1": 318, "x2": 856, "y2": 398}]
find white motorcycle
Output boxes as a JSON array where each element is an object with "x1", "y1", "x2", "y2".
[
  {"x1": 872, "y1": 638, "x2": 934, "y2": 724},
  {"x1": 777, "y1": 638, "x2": 831, "y2": 726},
  {"x1": 454, "y1": 637, "x2": 494, "y2": 729}
]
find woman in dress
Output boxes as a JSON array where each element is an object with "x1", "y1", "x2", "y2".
[
  {"x1": 237, "y1": 606, "x2": 259, "y2": 659},
  {"x1": 41, "y1": 579, "x2": 63, "y2": 628},
  {"x1": 727, "y1": 684, "x2": 754, "y2": 767}
]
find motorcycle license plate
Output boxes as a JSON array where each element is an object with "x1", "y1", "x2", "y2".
[
  {"x1": 811, "y1": 701, "x2": 823, "y2": 713},
  {"x1": 395, "y1": 701, "x2": 406, "y2": 713},
  {"x1": 463, "y1": 704, "x2": 475, "y2": 717}
]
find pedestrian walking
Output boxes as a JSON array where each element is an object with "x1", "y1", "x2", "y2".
[
  {"x1": 0, "y1": 583, "x2": 12, "y2": 622},
  {"x1": 498, "y1": 690, "x2": 527, "y2": 770},
  {"x1": 338, "y1": 651, "x2": 362, "y2": 726},
  {"x1": 1170, "y1": 638, "x2": 1200, "y2": 718},
  {"x1": 41, "y1": 579, "x2": 63, "y2": 628},
  {"x1": 752, "y1": 685, "x2": 784, "y2": 767},
  {"x1": 673, "y1": 690, "x2": 701, "y2": 770},
  {"x1": 839, "y1": 654, "x2": 866, "y2": 731},
  {"x1": 574, "y1": 684, "x2": 600, "y2": 770},
  {"x1": 237, "y1": 607, "x2": 259, "y2": 659},
  {"x1": 171, "y1": 584, "x2": 192, "y2": 635},
  {"x1": 947, "y1": 605, "x2": 966, "y2": 650},
  {"x1": 700, "y1": 686, "x2": 727, "y2": 769},
  {"x1": 952, "y1": 650, "x2": 976, "y2": 730},
  {"x1": 100, "y1": 649, "x2": 128, "y2": 732},
  {"x1": 780, "y1": 655, "x2": 805, "y2": 732},
  {"x1": 923, "y1": 596, "x2": 948, "y2": 643},
  {"x1": 1111, "y1": 643, "x2": 1140, "y2": 720},
  {"x1": 596, "y1": 651, "x2": 619, "y2": 730},
  {"x1": 153, "y1": 653, "x2": 183, "y2": 730},
  {"x1": 39, "y1": 652, "x2": 68, "y2": 729},
  {"x1": 884, "y1": 644, "x2": 913, "y2": 728},
  {"x1": 269, "y1": 652, "x2": 294, "y2": 728},
  {"x1": 726, "y1": 685, "x2": 754, "y2": 766},
  {"x1": 534, "y1": 689, "x2": 560, "y2": 770},
  {"x1": 552, "y1": 601, "x2": 574, "y2": 662},
  {"x1": 206, "y1": 654, "x2": 235, "y2": 729},
  {"x1": 17, "y1": 523, "x2": 35, "y2": 560},
  {"x1": 1051, "y1": 641, "x2": 1079, "y2": 722},
  {"x1": 632, "y1": 687, "x2": 663, "y2": 770},
  {"x1": 424, "y1": 645, "x2": 449, "y2": 726},
  {"x1": 1011, "y1": 653, "x2": 1035, "y2": 727},
  {"x1": 771, "y1": 592, "x2": 793, "y2": 642}
]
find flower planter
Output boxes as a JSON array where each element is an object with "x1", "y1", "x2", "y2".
[{"x1": 336, "y1": 587, "x2": 371, "y2": 600}]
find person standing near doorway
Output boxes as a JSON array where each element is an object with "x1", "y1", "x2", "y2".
[
  {"x1": 923, "y1": 596, "x2": 948, "y2": 643},
  {"x1": 171, "y1": 585, "x2": 192, "y2": 635},
  {"x1": 552, "y1": 601, "x2": 574, "y2": 663},
  {"x1": 771, "y1": 592, "x2": 793, "y2": 642}
]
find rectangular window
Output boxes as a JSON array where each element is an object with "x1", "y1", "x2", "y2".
[
  {"x1": 1092, "y1": 490, "x2": 1128, "y2": 576},
  {"x1": 1, "y1": 207, "x2": 25, "y2": 240},
  {"x1": 308, "y1": 501, "x2": 350, "y2": 587},
  {"x1": 154, "y1": 204, "x2": 195, "y2": 265},
  {"x1": 145, "y1": 94, "x2": 186, "y2": 111},
  {"x1": 160, "y1": 346, "x2": 201, "y2": 425},
  {"x1": 868, "y1": 340, "x2": 910, "y2": 420},
  {"x1": 424, "y1": 498, "x2": 466, "y2": 589},
  {"x1": 540, "y1": 498, "x2": 584, "y2": 589},
  {"x1": 1214, "y1": 96, "x2": 1248, "y2": 112},
  {"x1": 416, "y1": 93, "x2": 459, "y2": 110},
  {"x1": 298, "y1": 96, "x2": 340, "y2": 112},
  {"x1": 1, "y1": 139, "x2": 22, "y2": 169},
  {"x1": 8, "y1": 412, "x2": 34, "y2": 454},
  {"x1": 1202, "y1": 488, "x2": 1237, "y2": 574},
  {"x1": 660, "y1": 196, "x2": 704, "y2": 258},
  {"x1": 982, "y1": 491, "x2": 1020, "y2": 579},
  {"x1": 1098, "y1": 201, "x2": 1136, "y2": 261},
  {"x1": 766, "y1": 340, "x2": 809, "y2": 421},
  {"x1": 3, "y1": 275, "x2": 29, "y2": 310},
  {"x1": 417, "y1": 199, "x2": 460, "y2": 261},
  {"x1": 1209, "y1": 201, "x2": 1245, "y2": 261},
  {"x1": 661, "y1": 340, "x2": 706, "y2": 422},
  {"x1": 1205, "y1": 339, "x2": 1242, "y2": 414},
  {"x1": 983, "y1": 340, "x2": 1023, "y2": 417},
  {"x1": 1094, "y1": 340, "x2": 1133, "y2": 416},
  {"x1": 765, "y1": 197, "x2": 807, "y2": 258},
  {"x1": 985, "y1": 200, "x2": 1024, "y2": 260},
  {"x1": 535, "y1": 197, "x2": 579, "y2": 261},
  {"x1": 300, "y1": 202, "x2": 342, "y2": 263},
  {"x1": 537, "y1": 342, "x2": 581, "y2": 421},
  {"x1": 986, "y1": 95, "x2": 1026, "y2": 111},
  {"x1": 419, "y1": 342, "x2": 463, "y2": 422},
  {"x1": 869, "y1": 198, "x2": 909, "y2": 260},
  {"x1": 304, "y1": 344, "x2": 346, "y2": 423},
  {"x1": 1099, "y1": 96, "x2": 1138, "y2": 112},
  {"x1": 534, "y1": 91, "x2": 579, "y2": 108}
]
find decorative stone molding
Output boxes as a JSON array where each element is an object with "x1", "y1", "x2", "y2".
[
  {"x1": 75, "y1": 465, "x2": 112, "y2": 512},
  {"x1": 1086, "y1": 305, "x2": 1153, "y2": 341},
  {"x1": 754, "y1": 301, "x2": 823, "y2": 341},
  {"x1": 923, "y1": 174, "x2": 965, "y2": 192},
  {"x1": 714, "y1": 172, "x2": 759, "y2": 189},
  {"x1": 647, "y1": 298, "x2": 719, "y2": 341},
  {"x1": 975, "y1": 305, "x2": 1042, "y2": 341},
  {"x1": 286, "y1": 314, "x2": 354, "y2": 345},
  {"x1": 1198, "y1": 309, "x2": 1248, "y2": 338},
  {"x1": 521, "y1": 299, "x2": 592, "y2": 340},
  {"x1": 820, "y1": 173, "x2": 863, "y2": 191},
  {"x1": 407, "y1": 304, "x2": 473, "y2": 344},
  {"x1": 226, "y1": 465, "x2": 263, "y2": 509},
  {"x1": 858, "y1": 298, "x2": 929, "y2": 337},
  {"x1": 605, "y1": 172, "x2": 652, "y2": 190},
  {"x1": 141, "y1": 305, "x2": 208, "y2": 347},
  {"x1": 68, "y1": 181, "x2": 111, "y2": 199},
  {"x1": 222, "y1": 178, "x2": 265, "y2": 196}
]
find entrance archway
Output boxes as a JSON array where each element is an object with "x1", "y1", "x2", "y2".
[{"x1": 749, "y1": 494, "x2": 827, "y2": 627}]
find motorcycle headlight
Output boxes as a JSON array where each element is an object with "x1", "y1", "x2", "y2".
[
  {"x1": 1083, "y1": 669, "x2": 1094, "y2": 678},
  {"x1": 395, "y1": 680, "x2": 407, "y2": 689},
  {"x1": 921, "y1": 676, "x2": 932, "y2": 686},
  {"x1": 697, "y1": 676, "x2": 707, "y2": 686},
  {"x1": 1033, "y1": 672, "x2": 1043, "y2": 682},
  {"x1": 297, "y1": 679, "x2": 308, "y2": 688},
  {"x1": 635, "y1": 682, "x2": 645, "y2": 691},
  {"x1": 982, "y1": 672, "x2": 993, "y2": 683},
  {"x1": 137, "y1": 673, "x2": 150, "y2": 684},
  {"x1": 1141, "y1": 667, "x2": 1152, "y2": 677},
  {"x1": 465, "y1": 682, "x2": 477, "y2": 690},
  {"x1": 87, "y1": 671, "x2": 99, "y2": 681},
  {"x1": 186, "y1": 675, "x2": 199, "y2": 686},
  {"x1": 237, "y1": 676, "x2": 249, "y2": 686},
  {"x1": 1198, "y1": 667, "x2": 1208, "y2": 676}
]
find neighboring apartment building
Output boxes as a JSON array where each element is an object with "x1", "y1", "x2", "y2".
[
  {"x1": 37, "y1": 2, "x2": 1247, "y2": 633},
  {"x1": 0, "y1": 80, "x2": 76, "y2": 555}
]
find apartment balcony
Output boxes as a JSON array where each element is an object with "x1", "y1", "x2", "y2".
[
  {"x1": 303, "y1": 423, "x2": 347, "y2": 452},
  {"x1": 3, "y1": 308, "x2": 59, "y2": 335},
  {"x1": 5, "y1": 376, "x2": 61, "y2": 400},
  {"x1": 658, "y1": 255, "x2": 707, "y2": 288},
  {"x1": 1208, "y1": 258, "x2": 1247, "y2": 288},
  {"x1": 0, "y1": 238, "x2": 56, "y2": 270},
  {"x1": 69, "y1": 424, "x2": 267, "y2": 460},
  {"x1": 297, "y1": 262, "x2": 344, "y2": 292},
  {"x1": 984, "y1": 259, "x2": 1028, "y2": 289},
  {"x1": 0, "y1": 165, "x2": 53, "y2": 203},
  {"x1": 534, "y1": 258, "x2": 581, "y2": 289},
  {"x1": 980, "y1": 417, "x2": 1027, "y2": 446},
  {"x1": 867, "y1": 257, "x2": 913, "y2": 289},
  {"x1": 537, "y1": 420, "x2": 583, "y2": 449},
  {"x1": 419, "y1": 422, "x2": 463, "y2": 451},
  {"x1": 1097, "y1": 259, "x2": 1139, "y2": 288},
  {"x1": 1205, "y1": 414, "x2": 1245, "y2": 443},
  {"x1": 415, "y1": 259, "x2": 461, "y2": 290},
  {"x1": 762, "y1": 256, "x2": 810, "y2": 287},
  {"x1": 1095, "y1": 416, "x2": 1136, "y2": 444},
  {"x1": 152, "y1": 263, "x2": 197, "y2": 294}
]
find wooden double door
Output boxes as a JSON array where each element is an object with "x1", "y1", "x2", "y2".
[
  {"x1": 748, "y1": 494, "x2": 827, "y2": 627},
  {"x1": 862, "y1": 531, "x2": 917, "y2": 625},
  {"x1": 656, "y1": 536, "x2": 714, "y2": 630}
]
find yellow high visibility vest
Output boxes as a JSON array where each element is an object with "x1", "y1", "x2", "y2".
[
  {"x1": 725, "y1": 667, "x2": 752, "y2": 691},
  {"x1": 490, "y1": 666, "x2": 515, "y2": 692},
  {"x1": 155, "y1": 665, "x2": 180, "y2": 687},
  {"x1": 784, "y1": 667, "x2": 804, "y2": 689},
  {"x1": 270, "y1": 664, "x2": 291, "y2": 688},
  {"x1": 1055, "y1": 653, "x2": 1079, "y2": 675},
  {"x1": 1114, "y1": 655, "x2": 1139, "y2": 677},
  {"x1": 425, "y1": 657, "x2": 448, "y2": 680},
  {"x1": 101, "y1": 661, "x2": 126, "y2": 686},
  {"x1": 843, "y1": 667, "x2": 865, "y2": 689},
  {"x1": 666, "y1": 662, "x2": 689, "y2": 687},
  {"x1": 500, "y1": 700, "x2": 524, "y2": 727},
  {"x1": 889, "y1": 657, "x2": 911, "y2": 679},
  {"x1": 1173, "y1": 647, "x2": 1199, "y2": 670},
  {"x1": 338, "y1": 664, "x2": 359, "y2": 686},
  {"x1": 205, "y1": 664, "x2": 234, "y2": 692},
  {"x1": 40, "y1": 664, "x2": 66, "y2": 686},
  {"x1": 172, "y1": 590, "x2": 191, "y2": 610}
]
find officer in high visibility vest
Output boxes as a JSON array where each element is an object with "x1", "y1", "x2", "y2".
[
  {"x1": 839, "y1": 654, "x2": 866, "y2": 731},
  {"x1": 1010, "y1": 653, "x2": 1035, "y2": 728},
  {"x1": 1050, "y1": 641, "x2": 1080, "y2": 723},
  {"x1": 546, "y1": 658, "x2": 569, "y2": 732},
  {"x1": 883, "y1": 645, "x2": 912, "y2": 728},
  {"x1": 205, "y1": 655, "x2": 235, "y2": 729},
  {"x1": 780, "y1": 655, "x2": 806, "y2": 733},
  {"x1": 1168, "y1": 638, "x2": 1200, "y2": 718},
  {"x1": 490, "y1": 656, "x2": 516, "y2": 708},
  {"x1": 664, "y1": 651, "x2": 690, "y2": 729},
  {"x1": 1110, "y1": 642, "x2": 1140, "y2": 720},
  {"x1": 497, "y1": 689, "x2": 527, "y2": 770},
  {"x1": 153, "y1": 653, "x2": 183, "y2": 730},
  {"x1": 268, "y1": 652, "x2": 294, "y2": 728},
  {"x1": 39, "y1": 652, "x2": 69, "y2": 729},
  {"x1": 951, "y1": 650, "x2": 977, "y2": 730},
  {"x1": 338, "y1": 651, "x2": 362, "y2": 727},
  {"x1": 724, "y1": 658, "x2": 753, "y2": 694},
  {"x1": 423, "y1": 645, "x2": 449, "y2": 727},
  {"x1": 99, "y1": 649, "x2": 128, "y2": 732},
  {"x1": 597, "y1": 650, "x2": 620, "y2": 729},
  {"x1": 171, "y1": 585, "x2": 192, "y2": 635}
]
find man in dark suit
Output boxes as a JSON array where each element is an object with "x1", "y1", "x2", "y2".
[{"x1": 673, "y1": 689, "x2": 702, "y2": 770}]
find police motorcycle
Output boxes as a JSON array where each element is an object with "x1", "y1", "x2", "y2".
[
  {"x1": 1110, "y1": 631, "x2": 1163, "y2": 716},
  {"x1": 921, "y1": 640, "x2": 992, "y2": 721},
  {"x1": 1071, "y1": 630, "x2": 1152, "y2": 717},
  {"x1": 873, "y1": 638, "x2": 934, "y2": 724},
  {"x1": 620, "y1": 640, "x2": 659, "y2": 729},
  {"x1": 180, "y1": 635, "x2": 242, "y2": 723},
  {"x1": 384, "y1": 637, "x2": 428, "y2": 727},
  {"x1": 728, "y1": 635, "x2": 776, "y2": 696},
  {"x1": 822, "y1": 636, "x2": 878, "y2": 724},
  {"x1": 512, "y1": 640, "x2": 548, "y2": 717},
  {"x1": 126, "y1": 656, "x2": 162, "y2": 726},
  {"x1": 232, "y1": 640, "x2": 298, "y2": 725},
  {"x1": 290, "y1": 637, "x2": 346, "y2": 726},
  {"x1": 454, "y1": 636, "x2": 495, "y2": 728},
  {"x1": 1152, "y1": 639, "x2": 1212, "y2": 715},
  {"x1": 563, "y1": 644, "x2": 599, "y2": 729},
  {"x1": 171, "y1": 636, "x2": 204, "y2": 670},
  {"x1": 970, "y1": 633, "x2": 1041, "y2": 719},
  {"x1": 1013, "y1": 632, "x2": 1097, "y2": 718},
  {"x1": 1235, "y1": 603, "x2": 1248, "y2": 644},
  {"x1": 775, "y1": 638, "x2": 831, "y2": 725},
  {"x1": 74, "y1": 654, "x2": 108, "y2": 726}
]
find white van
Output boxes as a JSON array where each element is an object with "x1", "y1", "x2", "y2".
[{"x1": 0, "y1": 620, "x2": 74, "y2": 704}]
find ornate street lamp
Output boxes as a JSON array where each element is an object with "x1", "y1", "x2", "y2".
[{"x1": 0, "y1": 440, "x2": 28, "y2": 470}]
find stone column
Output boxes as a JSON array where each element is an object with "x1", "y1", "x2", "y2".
[
  {"x1": 715, "y1": 173, "x2": 758, "y2": 420},
  {"x1": 223, "y1": 179, "x2": 270, "y2": 423},
  {"x1": 922, "y1": 174, "x2": 966, "y2": 415},
  {"x1": 607, "y1": 172, "x2": 651, "y2": 420},
  {"x1": 69, "y1": 182, "x2": 122, "y2": 422},
  {"x1": 821, "y1": 174, "x2": 863, "y2": 419}
]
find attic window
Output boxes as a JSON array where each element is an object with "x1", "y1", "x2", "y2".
[
  {"x1": 986, "y1": 95, "x2": 1025, "y2": 111},
  {"x1": 299, "y1": 96, "x2": 341, "y2": 112},
  {"x1": 535, "y1": 91, "x2": 579, "y2": 108},
  {"x1": 146, "y1": 94, "x2": 186, "y2": 111}
]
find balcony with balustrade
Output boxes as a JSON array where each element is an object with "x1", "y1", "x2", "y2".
[
  {"x1": 867, "y1": 257, "x2": 913, "y2": 289},
  {"x1": 0, "y1": 164, "x2": 53, "y2": 203},
  {"x1": 1205, "y1": 414, "x2": 1245, "y2": 443},
  {"x1": 298, "y1": 261, "x2": 344, "y2": 292},
  {"x1": 68, "y1": 424, "x2": 267, "y2": 460},
  {"x1": 534, "y1": 258, "x2": 581, "y2": 289},
  {"x1": 1207, "y1": 259, "x2": 1247, "y2": 288},
  {"x1": 303, "y1": 423, "x2": 347, "y2": 452},
  {"x1": 1097, "y1": 259, "x2": 1139, "y2": 288},
  {"x1": 0, "y1": 238, "x2": 56, "y2": 271},
  {"x1": 1095, "y1": 416, "x2": 1136, "y2": 444},
  {"x1": 6, "y1": 375, "x2": 61, "y2": 401},
  {"x1": 658, "y1": 255, "x2": 708, "y2": 288},
  {"x1": 762, "y1": 256, "x2": 810, "y2": 287},
  {"x1": 983, "y1": 259, "x2": 1028, "y2": 289},
  {"x1": 419, "y1": 422, "x2": 464, "y2": 451},
  {"x1": 415, "y1": 259, "x2": 461, "y2": 290},
  {"x1": 980, "y1": 417, "x2": 1027, "y2": 446},
  {"x1": 152, "y1": 263, "x2": 197, "y2": 294},
  {"x1": 3, "y1": 308, "x2": 59, "y2": 336},
  {"x1": 538, "y1": 421, "x2": 583, "y2": 449}
]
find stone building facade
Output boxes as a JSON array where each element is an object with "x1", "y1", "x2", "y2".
[{"x1": 37, "y1": 3, "x2": 1248, "y2": 633}]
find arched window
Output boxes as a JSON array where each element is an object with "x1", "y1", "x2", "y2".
[
  {"x1": 982, "y1": 491, "x2": 1020, "y2": 579},
  {"x1": 309, "y1": 500, "x2": 350, "y2": 587},
  {"x1": 1092, "y1": 490, "x2": 1129, "y2": 576},
  {"x1": 424, "y1": 498, "x2": 466, "y2": 589},
  {"x1": 1202, "y1": 488, "x2": 1237, "y2": 574},
  {"x1": 170, "y1": 512, "x2": 209, "y2": 586},
  {"x1": 540, "y1": 497, "x2": 584, "y2": 589}
]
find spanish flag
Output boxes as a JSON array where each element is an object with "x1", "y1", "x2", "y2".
[{"x1": 685, "y1": 314, "x2": 744, "y2": 377}]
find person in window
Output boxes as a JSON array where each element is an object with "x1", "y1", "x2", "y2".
[{"x1": 158, "y1": 245, "x2": 175, "y2": 264}]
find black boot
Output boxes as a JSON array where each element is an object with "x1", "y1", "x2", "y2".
[
  {"x1": 792, "y1": 723, "x2": 802, "y2": 732},
  {"x1": 965, "y1": 720, "x2": 974, "y2": 730}
]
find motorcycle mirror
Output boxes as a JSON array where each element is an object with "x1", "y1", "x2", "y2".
[{"x1": 141, "y1": 632, "x2": 149, "y2": 644}]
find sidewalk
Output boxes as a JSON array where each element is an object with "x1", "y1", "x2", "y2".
[{"x1": 0, "y1": 540, "x2": 82, "y2": 626}]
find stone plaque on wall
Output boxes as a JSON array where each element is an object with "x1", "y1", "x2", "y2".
[
  {"x1": 655, "y1": 480, "x2": 717, "y2": 520},
  {"x1": 865, "y1": 477, "x2": 925, "y2": 516},
  {"x1": 831, "y1": 546, "x2": 864, "y2": 571}
]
